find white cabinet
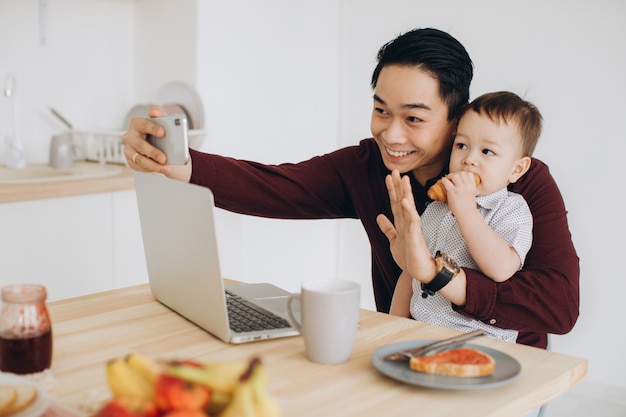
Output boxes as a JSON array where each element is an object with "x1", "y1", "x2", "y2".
[
  {"x1": 112, "y1": 189, "x2": 148, "y2": 289},
  {"x1": 0, "y1": 190, "x2": 147, "y2": 302}
]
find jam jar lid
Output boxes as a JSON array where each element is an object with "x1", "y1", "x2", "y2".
[{"x1": 1, "y1": 284, "x2": 47, "y2": 304}]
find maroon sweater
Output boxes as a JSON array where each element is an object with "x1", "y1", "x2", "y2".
[{"x1": 189, "y1": 139, "x2": 579, "y2": 348}]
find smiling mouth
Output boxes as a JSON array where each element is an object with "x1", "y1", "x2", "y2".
[{"x1": 386, "y1": 148, "x2": 414, "y2": 158}]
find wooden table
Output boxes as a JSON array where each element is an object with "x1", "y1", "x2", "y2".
[{"x1": 47, "y1": 284, "x2": 586, "y2": 417}]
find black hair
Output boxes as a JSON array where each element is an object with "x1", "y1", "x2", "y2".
[{"x1": 371, "y1": 28, "x2": 473, "y2": 121}]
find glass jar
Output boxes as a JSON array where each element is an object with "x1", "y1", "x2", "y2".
[{"x1": 0, "y1": 284, "x2": 53, "y2": 374}]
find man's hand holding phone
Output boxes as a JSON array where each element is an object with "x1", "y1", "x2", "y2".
[
  {"x1": 122, "y1": 106, "x2": 193, "y2": 182},
  {"x1": 146, "y1": 114, "x2": 190, "y2": 165}
]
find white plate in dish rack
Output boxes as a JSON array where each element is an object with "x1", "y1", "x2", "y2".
[
  {"x1": 154, "y1": 81, "x2": 205, "y2": 130},
  {"x1": 0, "y1": 372, "x2": 51, "y2": 417}
]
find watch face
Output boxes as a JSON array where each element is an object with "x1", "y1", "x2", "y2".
[{"x1": 440, "y1": 252, "x2": 460, "y2": 274}]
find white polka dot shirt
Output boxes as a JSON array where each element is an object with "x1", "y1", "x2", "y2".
[{"x1": 410, "y1": 188, "x2": 533, "y2": 343}]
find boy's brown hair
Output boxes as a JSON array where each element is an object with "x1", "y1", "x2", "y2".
[{"x1": 466, "y1": 91, "x2": 543, "y2": 157}]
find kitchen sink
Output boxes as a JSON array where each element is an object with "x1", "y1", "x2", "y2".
[{"x1": 0, "y1": 162, "x2": 124, "y2": 184}]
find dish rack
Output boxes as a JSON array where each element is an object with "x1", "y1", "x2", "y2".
[
  {"x1": 72, "y1": 130, "x2": 126, "y2": 164},
  {"x1": 71, "y1": 129, "x2": 207, "y2": 165}
]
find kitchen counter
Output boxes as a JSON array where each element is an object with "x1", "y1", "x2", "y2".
[{"x1": 0, "y1": 163, "x2": 134, "y2": 203}]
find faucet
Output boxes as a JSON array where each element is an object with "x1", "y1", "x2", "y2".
[{"x1": 4, "y1": 73, "x2": 26, "y2": 169}]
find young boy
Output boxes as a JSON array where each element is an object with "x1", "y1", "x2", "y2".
[{"x1": 390, "y1": 91, "x2": 543, "y2": 342}]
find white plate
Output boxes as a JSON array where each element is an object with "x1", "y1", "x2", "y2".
[
  {"x1": 371, "y1": 340, "x2": 522, "y2": 390},
  {"x1": 122, "y1": 104, "x2": 152, "y2": 130},
  {"x1": 154, "y1": 81, "x2": 205, "y2": 130},
  {"x1": 0, "y1": 372, "x2": 51, "y2": 417}
]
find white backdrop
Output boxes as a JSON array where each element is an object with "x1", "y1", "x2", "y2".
[
  {"x1": 335, "y1": 0, "x2": 626, "y2": 393},
  {"x1": 1, "y1": 0, "x2": 624, "y2": 394}
]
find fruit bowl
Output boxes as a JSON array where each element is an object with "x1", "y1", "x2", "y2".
[{"x1": 92, "y1": 353, "x2": 280, "y2": 417}]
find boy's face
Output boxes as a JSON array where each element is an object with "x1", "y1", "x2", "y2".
[
  {"x1": 370, "y1": 65, "x2": 457, "y2": 184},
  {"x1": 451, "y1": 109, "x2": 529, "y2": 195}
]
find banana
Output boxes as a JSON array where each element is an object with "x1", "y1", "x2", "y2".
[
  {"x1": 219, "y1": 380, "x2": 255, "y2": 417},
  {"x1": 125, "y1": 352, "x2": 160, "y2": 384},
  {"x1": 218, "y1": 359, "x2": 258, "y2": 417},
  {"x1": 105, "y1": 358, "x2": 154, "y2": 400},
  {"x1": 250, "y1": 359, "x2": 281, "y2": 417},
  {"x1": 206, "y1": 390, "x2": 233, "y2": 416},
  {"x1": 219, "y1": 357, "x2": 281, "y2": 417},
  {"x1": 164, "y1": 359, "x2": 248, "y2": 394}
]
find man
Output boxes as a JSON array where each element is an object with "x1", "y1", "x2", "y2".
[{"x1": 123, "y1": 28, "x2": 579, "y2": 349}]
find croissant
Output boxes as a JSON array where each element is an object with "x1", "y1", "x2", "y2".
[{"x1": 427, "y1": 172, "x2": 481, "y2": 203}]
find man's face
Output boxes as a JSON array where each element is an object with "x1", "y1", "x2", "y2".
[{"x1": 370, "y1": 65, "x2": 457, "y2": 184}]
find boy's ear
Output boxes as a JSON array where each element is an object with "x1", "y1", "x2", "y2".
[{"x1": 508, "y1": 156, "x2": 532, "y2": 184}]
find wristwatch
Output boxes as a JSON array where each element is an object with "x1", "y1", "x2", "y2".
[{"x1": 421, "y1": 251, "x2": 460, "y2": 298}]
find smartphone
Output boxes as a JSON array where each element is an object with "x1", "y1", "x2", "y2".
[{"x1": 146, "y1": 114, "x2": 190, "y2": 165}]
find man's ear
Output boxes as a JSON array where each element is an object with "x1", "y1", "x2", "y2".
[{"x1": 508, "y1": 156, "x2": 532, "y2": 184}]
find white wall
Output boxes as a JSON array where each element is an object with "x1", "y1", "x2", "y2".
[
  {"x1": 0, "y1": 0, "x2": 135, "y2": 162},
  {"x1": 1, "y1": 0, "x2": 625, "y2": 393},
  {"x1": 133, "y1": 0, "x2": 197, "y2": 100},
  {"x1": 336, "y1": 0, "x2": 626, "y2": 392},
  {"x1": 192, "y1": 0, "x2": 348, "y2": 298}
]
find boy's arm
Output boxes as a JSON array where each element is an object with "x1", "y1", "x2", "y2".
[
  {"x1": 453, "y1": 208, "x2": 521, "y2": 282},
  {"x1": 389, "y1": 271, "x2": 413, "y2": 317},
  {"x1": 443, "y1": 172, "x2": 521, "y2": 282}
]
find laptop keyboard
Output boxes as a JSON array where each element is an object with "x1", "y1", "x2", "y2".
[{"x1": 225, "y1": 290, "x2": 291, "y2": 333}]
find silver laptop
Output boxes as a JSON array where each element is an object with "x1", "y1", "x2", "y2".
[{"x1": 133, "y1": 171, "x2": 300, "y2": 343}]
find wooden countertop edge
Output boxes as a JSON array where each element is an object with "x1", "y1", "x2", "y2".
[{"x1": 0, "y1": 166, "x2": 135, "y2": 203}]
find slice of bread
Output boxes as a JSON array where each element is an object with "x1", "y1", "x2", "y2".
[
  {"x1": 409, "y1": 347, "x2": 495, "y2": 377},
  {"x1": 0, "y1": 384, "x2": 37, "y2": 416},
  {"x1": 0, "y1": 386, "x2": 17, "y2": 416}
]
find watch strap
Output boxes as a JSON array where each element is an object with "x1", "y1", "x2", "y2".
[{"x1": 421, "y1": 251, "x2": 455, "y2": 298}]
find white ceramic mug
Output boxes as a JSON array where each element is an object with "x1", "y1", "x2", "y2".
[
  {"x1": 50, "y1": 132, "x2": 84, "y2": 169},
  {"x1": 285, "y1": 279, "x2": 360, "y2": 364},
  {"x1": 49, "y1": 133, "x2": 75, "y2": 169}
]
